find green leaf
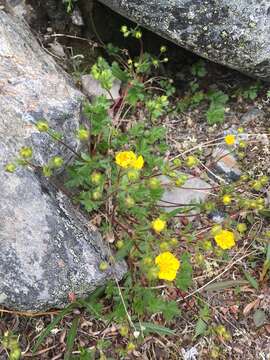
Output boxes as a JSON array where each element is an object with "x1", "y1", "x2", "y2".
[
  {"x1": 33, "y1": 305, "x2": 75, "y2": 353},
  {"x1": 126, "y1": 80, "x2": 145, "y2": 106},
  {"x1": 176, "y1": 253, "x2": 192, "y2": 291},
  {"x1": 206, "y1": 105, "x2": 225, "y2": 125},
  {"x1": 253, "y1": 309, "x2": 267, "y2": 328},
  {"x1": 194, "y1": 318, "x2": 207, "y2": 338},
  {"x1": 146, "y1": 296, "x2": 180, "y2": 322},
  {"x1": 135, "y1": 322, "x2": 175, "y2": 336},
  {"x1": 64, "y1": 316, "x2": 80, "y2": 360},
  {"x1": 111, "y1": 62, "x2": 129, "y2": 82},
  {"x1": 243, "y1": 270, "x2": 259, "y2": 290},
  {"x1": 204, "y1": 280, "x2": 248, "y2": 292}
]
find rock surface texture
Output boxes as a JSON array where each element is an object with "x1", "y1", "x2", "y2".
[
  {"x1": 99, "y1": 0, "x2": 270, "y2": 80},
  {"x1": 159, "y1": 175, "x2": 211, "y2": 215},
  {"x1": 0, "y1": 11, "x2": 125, "y2": 311}
]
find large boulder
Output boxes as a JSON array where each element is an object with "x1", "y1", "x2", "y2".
[
  {"x1": 0, "y1": 10, "x2": 125, "y2": 311},
  {"x1": 98, "y1": 0, "x2": 270, "y2": 81}
]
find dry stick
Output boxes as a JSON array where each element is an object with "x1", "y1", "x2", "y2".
[
  {"x1": 0, "y1": 308, "x2": 59, "y2": 317},
  {"x1": 24, "y1": 345, "x2": 59, "y2": 358},
  {"x1": 199, "y1": 160, "x2": 227, "y2": 184},
  {"x1": 48, "y1": 132, "x2": 84, "y2": 161},
  {"x1": 46, "y1": 33, "x2": 96, "y2": 45}
]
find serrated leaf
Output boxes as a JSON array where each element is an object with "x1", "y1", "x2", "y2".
[
  {"x1": 194, "y1": 318, "x2": 207, "y2": 338},
  {"x1": 243, "y1": 270, "x2": 259, "y2": 290},
  {"x1": 111, "y1": 62, "x2": 129, "y2": 82},
  {"x1": 253, "y1": 309, "x2": 267, "y2": 328},
  {"x1": 176, "y1": 253, "x2": 192, "y2": 291}
]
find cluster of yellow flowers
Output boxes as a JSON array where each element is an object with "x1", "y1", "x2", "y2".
[{"x1": 115, "y1": 151, "x2": 144, "y2": 170}]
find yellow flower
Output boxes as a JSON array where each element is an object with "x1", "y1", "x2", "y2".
[
  {"x1": 225, "y1": 134, "x2": 235, "y2": 146},
  {"x1": 155, "y1": 252, "x2": 180, "y2": 281},
  {"x1": 214, "y1": 230, "x2": 235, "y2": 250},
  {"x1": 151, "y1": 218, "x2": 166, "y2": 233},
  {"x1": 115, "y1": 151, "x2": 137, "y2": 168},
  {"x1": 222, "y1": 195, "x2": 232, "y2": 205},
  {"x1": 133, "y1": 155, "x2": 144, "y2": 170},
  {"x1": 115, "y1": 151, "x2": 144, "y2": 170}
]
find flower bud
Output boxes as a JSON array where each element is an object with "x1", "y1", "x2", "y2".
[
  {"x1": 51, "y1": 156, "x2": 63, "y2": 168},
  {"x1": 173, "y1": 158, "x2": 182, "y2": 167},
  {"x1": 120, "y1": 25, "x2": 128, "y2": 33},
  {"x1": 5, "y1": 163, "x2": 16, "y2": 173},
  {"x1": 143, "y1": 257, "x2": 152, "y2": 265},
  {"x1": 91, "y1": 172, "x2": 102, "y2": 185},
  {"x1": 147, "y1": 266, "x2": 159, "y2": 280},
  {"x1": 126, "y1": 342, "x2": 136, "y2": 352},
  {"x1": 202, "y1": 240, "x2": 212, "y2": 251},
  {"x1": 116, "y1": 240, "x2": 124, "y2": 249},
  {"x1": 119, "y1": 325, "x2": 129, "y2": 337},
  {"x1": 239, "y1": 140, "x2": 247, "y2": 148},
  {"x1": 170, "y1": 238, "x2": 178, "y2": 247},
  {"x1": 99, "y1": 261, "x2": 108, "y2": 271},
  {"x1": 194, "y1": 253, "x2": 205, "y2": 265},
  {"x1": 160, "y1": 46, "x2": 167, "y2": 53},
  {"x1": 42, "y1": 166, "x2": 52, "y2": 177},
  {"x1": 77, "y1": 128, "x2": 89, "y2": 141},
  {"x1": 36, "y1": 120, "x2": 49, "y2": 132},
  {"x1": 92, "y1": 190, "x2": 102, "y2": 200},
  {"x1": 159, "y1": 241, "x2": 170, "y2": 251},
  {"x1": 125, "y1": 196, "x2": 135, "y2": 208},
  {"x1": 148, "y1": 178, "x2": 161, "y2": 189},
  {"x1": 175, "y1": 178, "x2": 185, "y2": 187},
  {"x1": 127, "y1": 169, "x2": 139, "y2": 181},
  {"x1": 19, "y1": 147, "x2": 32, "y2": 159},
  {"x1": 134, "y1": 31, "x2": 142, "y2": 39},
  {"x1": 237, "y1": 151, "x2": 245, "y2": 159},
  {"x1": 186, "y1": 155, "x2": 198, "y2": 168},
  {"x1": 237, "y1": 223, "x2": 247, "y2": 233}
]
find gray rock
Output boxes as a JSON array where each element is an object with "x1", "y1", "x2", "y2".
[
  {"x1": 4, "y1": 0, "x2": 33, "y2": 21},
  {"x1": 0, "y1": 11, "x2": 125, "y2": 311},
  {"x1": 212, "y1": 146, "x2": 242, "y2": 181},
  {"x1": 81, "y1": 74, "x2": 121, "y2": 100},
  {"x1": 240, "y1": 108, "x2": 265, "y2": 125},
  {"x1": 0, "y1": 170, "x2": 125, "y2": 311},
  {"x1": 158, "y1": 175, "x2": 211, "y2": 216},
  {"x1": 99, "y1": 0, "x2": 270, "y2": 80},
  {"x1": 0, "y1": 10, "x2": 81, "y2": 166}
]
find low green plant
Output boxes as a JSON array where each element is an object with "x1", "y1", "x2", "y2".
[
  {"x1": 206, "y1": 89, "x2": 229, "y2": 124},
  {"x1": 6, "y1": 26, "x2": 270, "y2": 357},
  {"x1": 191, "y1": 59, "x2": 207, "y2": 78},
  {"x1": 242, "y1": 82, "x2": 261, "y2": 100},
  {"x1": 1, "y1": 332, "x2": 21, "y2": 360}
]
